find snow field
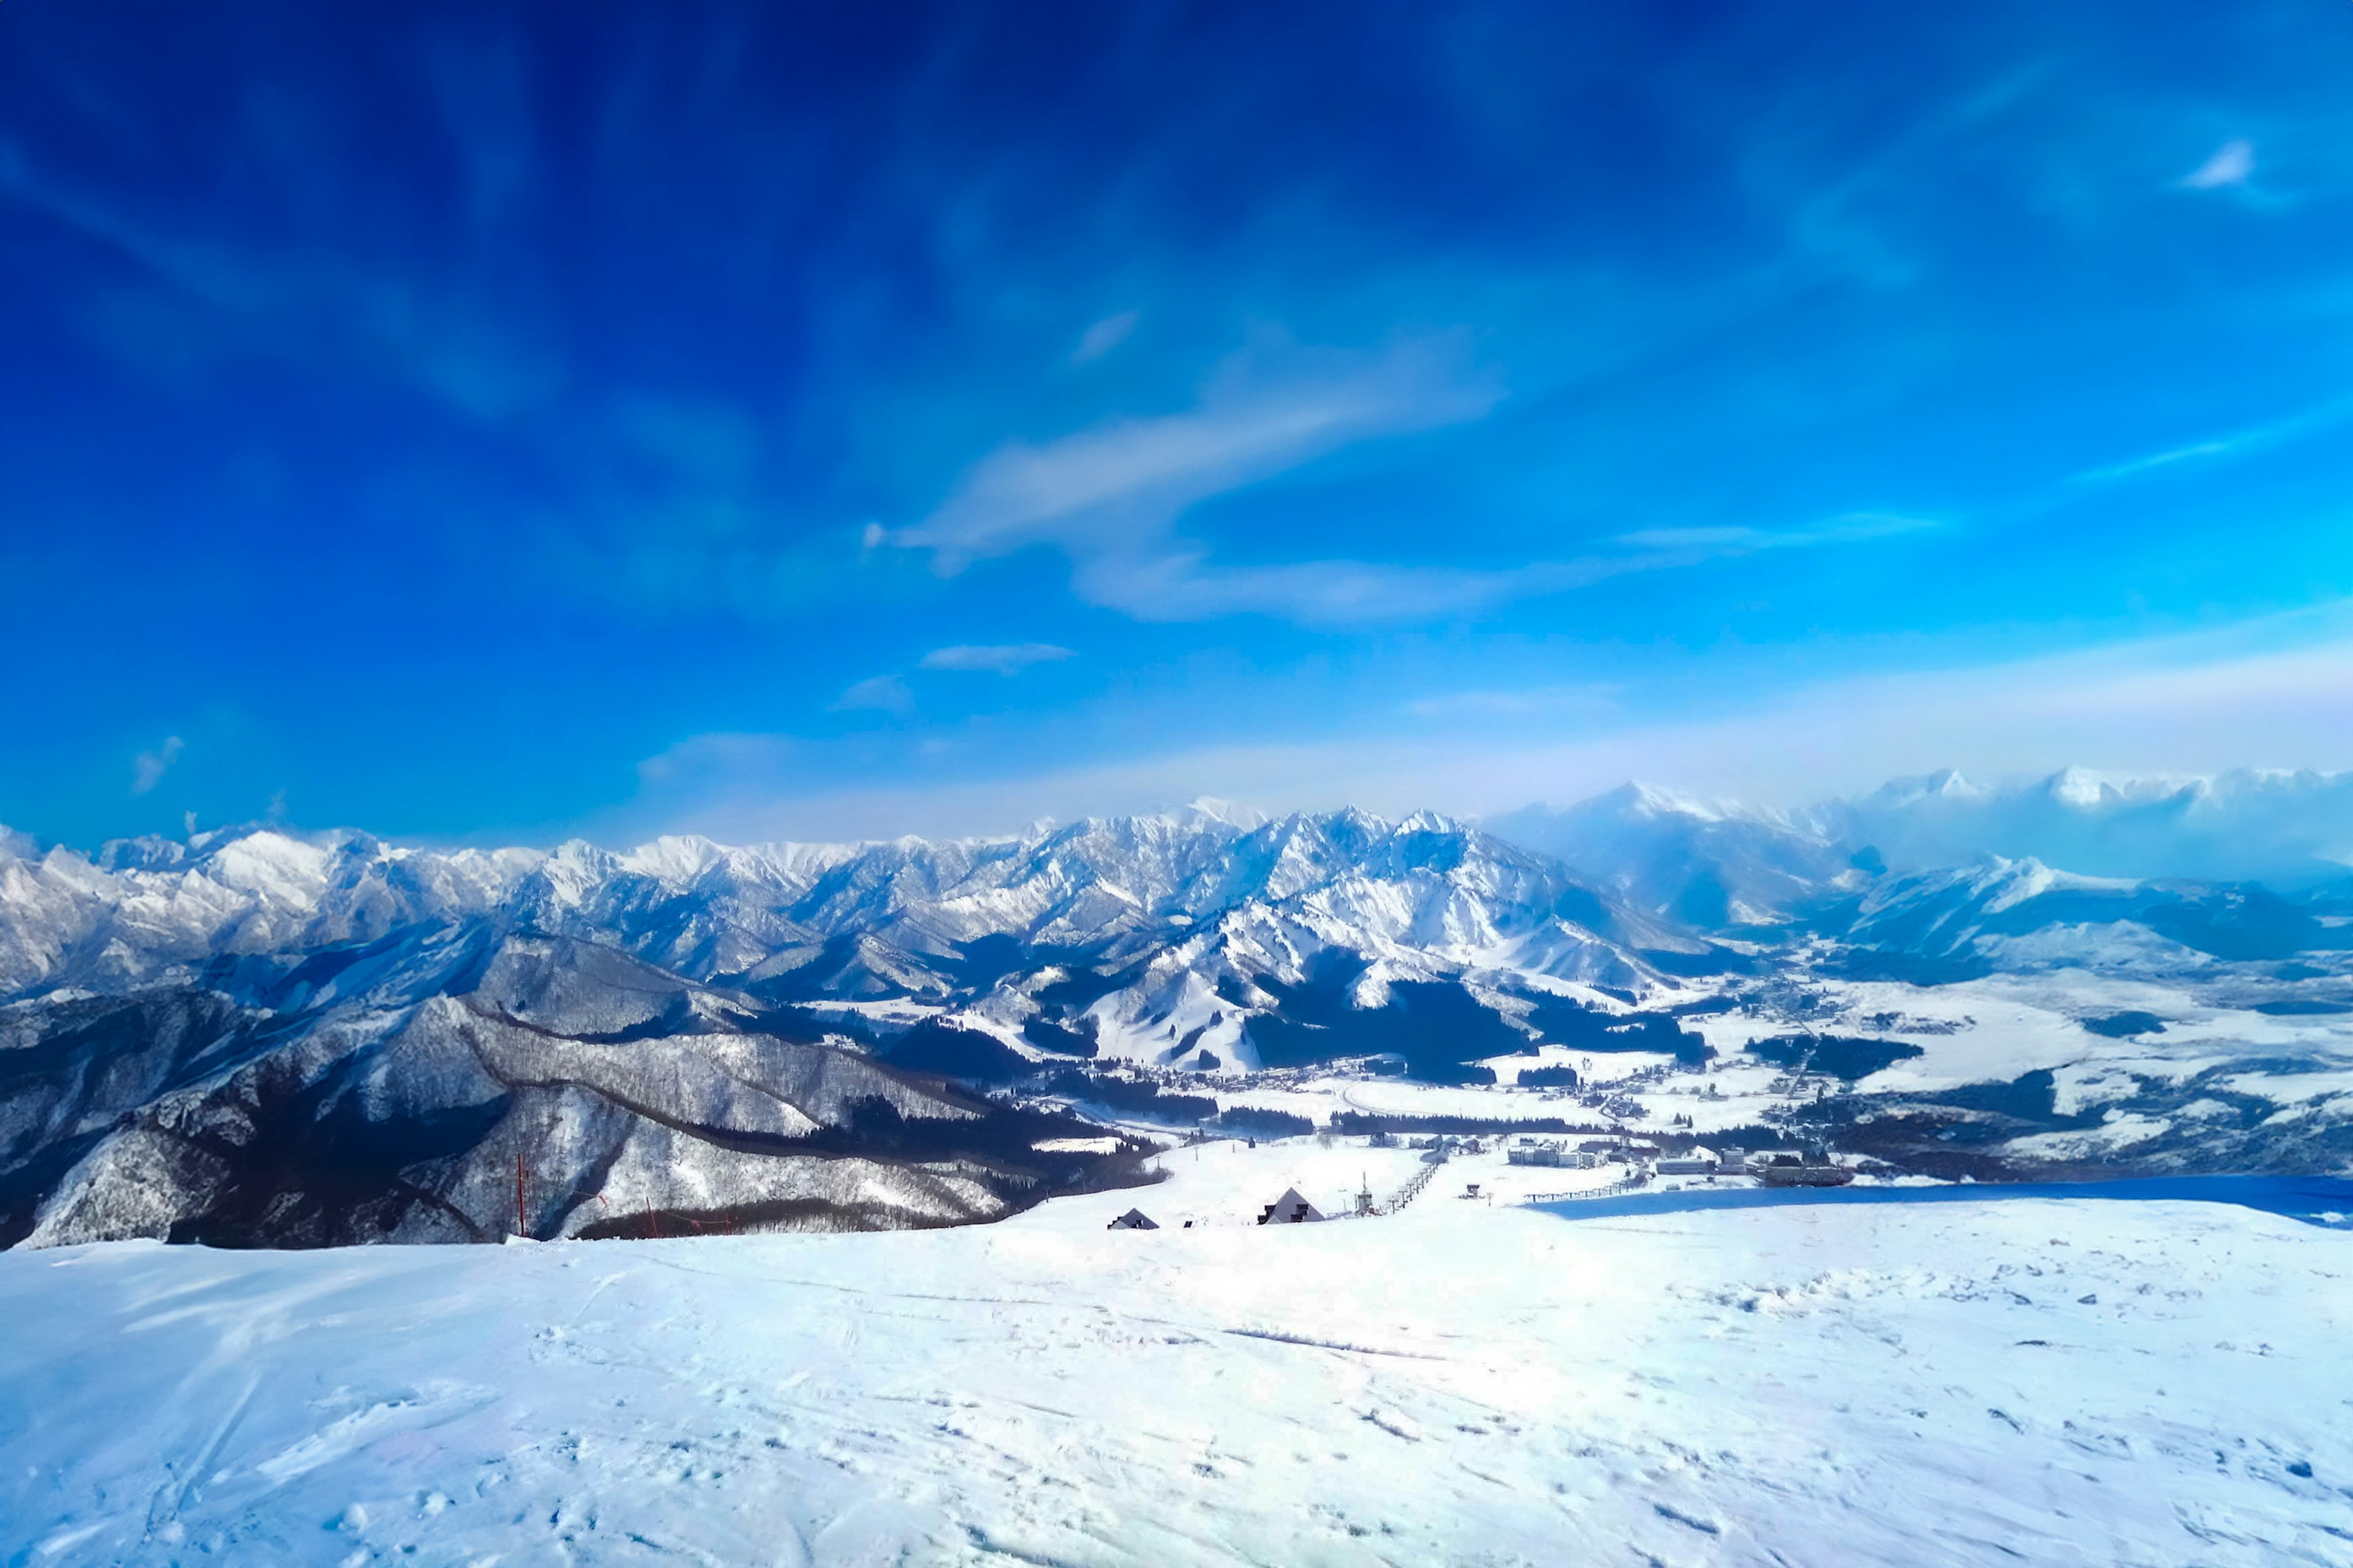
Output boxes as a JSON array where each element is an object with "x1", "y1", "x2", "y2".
[
  {"x1": 1086, "y1": 1133, "x2": 1643, "y2": 1221},
  {"x1": 3, "y1": 1183, "x2": 2346, "y2": 1566}
]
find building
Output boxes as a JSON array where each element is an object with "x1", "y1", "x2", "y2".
[
  {"x1": 1655, "y1": 1154, "x2": 1716, "y2": 1176},
  {"x1": 1257, "y1": 1187, "x2": 1325, "y2": 1224},
  {"x1": 1759, "y1": 1160, "x2": 1854, "y2": 1187},
  {"x1": 1760, "y1": 1164, "x2": 1854, "y2": 1187},
  {"x1": 1106, "y1": 1208, "x2": 1159, "y2": 1230}
]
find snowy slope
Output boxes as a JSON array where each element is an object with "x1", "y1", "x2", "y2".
[{"x1": 1, "y1": 1181, "x2": 2345, "y2": 1566}]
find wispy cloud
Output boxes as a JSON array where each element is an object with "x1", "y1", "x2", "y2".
[
  {"x1": 1611, "y1": 513, "x2": 1934, "y2": 556},
  {"x1": 2071, "y1": 439, "x2": 2232, "y2": 485},
  {"x1": 919, "y1": 643, "x2": 1074, "y2": 675},
  {"x1": 131, "y1": 735, "x2": 183, "y2": 795},
  {"x1": 1403, "y1": 685, "x2": 1620, "y2": 721},
  {"x1": 599, "y1": 605, "x2": 2353, "y2": 847},
  {"x1": 2180, "y1": 138, "x2": 2254, "y2": 191},
  {"x1": 1145, "y1": 515, "x2": 1943, "y2": 623},
  {"x1": 1070, "y1": 311, "x2": 1137, "y2": 364},
  {"x1": 1096, "y1": 555, "x2": 1578, "y2": 624},
  {"x1": 0, "y1": 132, "x2": 557, "y2": 420},
  {"x1": 2071, "y1": 398, "x2": 2353, "y2": 486},
  {"x1": 892, "y1": 331, "x2": 1504, "y2": 621},
  {"x1": 635, "y1": 731, "x2": 792, "y2": 788},
  {"x1": 892, "y1": 337, "x2": 1936, "y2": 626},
  {"x1": 829, "y1": 675, "x2": 912, "y2": 715}
]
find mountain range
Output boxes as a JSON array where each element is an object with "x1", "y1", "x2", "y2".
[{"x1": 4, "y1": 768, "x2": 2348, "y2": 1249}]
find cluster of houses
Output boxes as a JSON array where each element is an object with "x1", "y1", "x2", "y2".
[
  {"x1": 1507, "y1": 1135, "x2": 1688, "y2": 1170},
  {"x1": 1506, "y1": 1139, "x2": 1596, "y2": 1170},
  {"x1": 1503, "y1": 1136, "x2": 1819, "y2": 1181},
  {"x1": 1105, "y1": 1131, "x2": 1857, "y2": 1230}
]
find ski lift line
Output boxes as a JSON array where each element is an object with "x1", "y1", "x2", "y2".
[{"x1": 1520, "y1": 1172, "x2": 1653, "y2": 1203}]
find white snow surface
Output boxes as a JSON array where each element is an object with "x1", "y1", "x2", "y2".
[{"x1": 3, "y1": 1163, "x2": 2347, "y2": 1566}]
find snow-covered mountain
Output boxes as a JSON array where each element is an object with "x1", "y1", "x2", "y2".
[
  {"x1": 1825, "y1": 766, "x2": 2353, "y2": 887},
  {"x1": 0, "y1": 806, "x2": 1711, "y2": 1036},
  {"x1": 1487, "y1": 768, "x2": 2353, "y2": 931},
  {"x1": 1483, "y1": 782, "x2": 1867, "y2": 929},
  {"x1": 0, "y1": 808, "x2": 1727, "y2": 1250},
  {"x1": 6, "y1": 779, "x2": 2351, "y2": 1251}
]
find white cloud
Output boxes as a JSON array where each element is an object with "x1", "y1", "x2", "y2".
[
  {"x1": 1089, "y1": 555, "x2": 1588, "y2": 624},
  {"x1": 1610, "y1": 513, "x2": 1936, "y2": 557},
  {"x1": 1403, "y1": 685, "x2": 1620, "y2": 721},
  {"x1": 1118, "y1": 512, "x2": 1937, "y2": 628},
  {"x1": 2180, "y1": 138, "x2": 2254, "y2": 191},
  {"x1": 131, "y1": 736, "x2": 183, "y2": 795},
  {"x1": 919, "y1": 643, "x2": 1074, "y2": 675},
  {"x1": 890, "y1": 331, "x2": 1944, "y2": 627},
  {"x1": 635, "y1": 731, "x2": 791, "y2": 787},
  {"x1": 828, "y1": 675, "x2": 912, "y2": 715},
  {"x1": 0, "y1": 145, "x2": 557, "y2": 421},
  {"x1": 894, "y1": 331, "x2": 1929, "y2": 631},
  {"x1": 603, "y1": 608, "x2": 2353, "y2": 846},
  {"x1": 1825, "y1": 765, "x2": 2353, "y2": 885},
  {"x1": 892, "y1": 332, "x2": 1504, "y2": 622},
  {"x1": 2069, "y1": 397, "x2": 2353, "y2": 487},
  {"x1": 1070, "y1": 311, "x2": 1138, "y2": 364},
  {"x1": 2072, "y1": 439, "x2": 2232, "y2": 485}
]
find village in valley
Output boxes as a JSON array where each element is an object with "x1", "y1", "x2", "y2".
[
  {"x1": 1101, "y1": 1129, "x2": 1846, "y2": 1237},
  {"x1": 1045, "y1": 1036, "x2": 1871, "y2": 1238}
]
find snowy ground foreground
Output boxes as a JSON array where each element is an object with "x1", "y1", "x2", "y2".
[{"x1": 7, "y1": 1150, "x2": 2350, "y2": 1568}]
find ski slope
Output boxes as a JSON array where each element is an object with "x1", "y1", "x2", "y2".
[{"x1": 2, "y1": 1156, "x2": 2347, "y2": 1566}]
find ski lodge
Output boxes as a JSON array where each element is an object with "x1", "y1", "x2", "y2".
[{"x1": 1257, "y1": 1187, "x2": 1325, "y2": 1224}]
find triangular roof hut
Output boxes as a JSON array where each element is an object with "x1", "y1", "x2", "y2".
[
  {"x1": 1107, "y1": 1208, "x2": 1159, "y2": 1230},
  {"x1": 1257, "y1": 1187, "x2": 1325, "y2": 1225}
]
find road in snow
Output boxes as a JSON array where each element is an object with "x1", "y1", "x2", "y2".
[{"x1": 2, "y1": 1150, "x2": 2348, "y2": 1566}]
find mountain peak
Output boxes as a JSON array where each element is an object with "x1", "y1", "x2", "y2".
[
  {"x1": 618, "y1": 834, "x2": 729, "y2": 882},
  {"x1": 1183, "y1": 797, "x2": 1268, "y2": 830}
]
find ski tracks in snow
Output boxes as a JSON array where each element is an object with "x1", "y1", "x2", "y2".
[{"x1": 2, "y1": 1200, "x2": 2348, "y2": 1564}]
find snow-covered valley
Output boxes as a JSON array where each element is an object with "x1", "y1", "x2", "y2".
[{"x1": 4, "y1": 1153, "x2": 2347, "y2": 1565}]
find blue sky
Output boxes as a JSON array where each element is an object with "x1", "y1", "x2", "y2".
[{"x1": 3, "y1": 1, "x2": 2351, "y2": 849}]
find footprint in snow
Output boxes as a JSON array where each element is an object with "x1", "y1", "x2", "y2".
[{"x1": 1653, "y1": 1502, "x2": 1721, "y2": 1535}]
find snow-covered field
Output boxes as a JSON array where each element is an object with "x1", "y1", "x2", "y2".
[{"x1": 4, "y1": 1144, "x2": 2348, "y2": 1567}]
